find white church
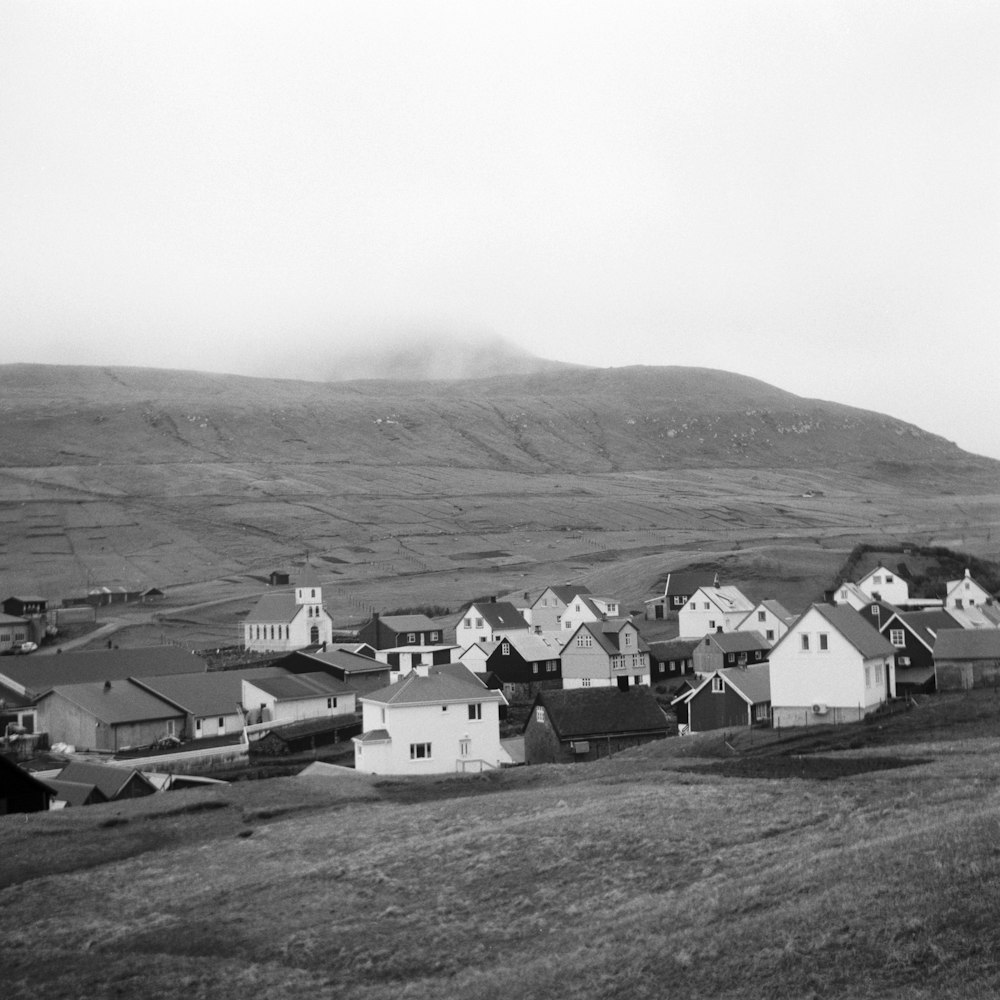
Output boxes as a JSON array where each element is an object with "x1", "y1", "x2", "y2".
[{"x1": 242, "y1": 567, "x2": 334, "y2": 652}]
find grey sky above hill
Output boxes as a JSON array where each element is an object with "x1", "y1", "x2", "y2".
[{"x1": 2, "y1": 2, "x2": 998, "y2": 459}]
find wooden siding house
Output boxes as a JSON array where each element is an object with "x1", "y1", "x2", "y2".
[
  {"x1": 678, "y1": 665, "x2": 771, "y2": 733},
  {"x1": 356, "y1": 612, "x2": 442, "y2": 649},
  {"x1": 691, "y1": 630, "x2": 770, "y2": 675},
  {"x1": 480, "y1": 633, "x2": 562, "y2": 699},
  {"x1": 0, "y1": 754, "x2": 54, "y2": 814},
  {"x1": 934, "y1": 630, "x2": 1000, "y2": 691},
  {"x1": 648, "y1": 638, "x2": 699, "y2": 681}
]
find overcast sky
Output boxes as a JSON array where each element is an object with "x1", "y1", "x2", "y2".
[{"x1": 2, "y1": 1, "x2": 998, "y2": 458}]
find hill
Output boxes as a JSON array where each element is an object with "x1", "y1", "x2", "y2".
[
  {"x1": 0, "y1": 362, "x2": 989, "y2": 474},
  {"x1": 1, "y1": 362, "x2": 998, "y2": 609},
  {"x1": 4, "y1": 690, "x2": 1000, "y2": 999}
]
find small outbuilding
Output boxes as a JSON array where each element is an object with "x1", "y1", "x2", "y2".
[{"x1": 934, "y1": 630, "x2": 1000, "y2": 691}]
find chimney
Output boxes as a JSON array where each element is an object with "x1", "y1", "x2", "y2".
[
  {"x1": 713, "y1": 573, "x2": 720, "y2": 588},
  {"x1": 322, "y1": 640, "x2": 327, "y2": 651}
]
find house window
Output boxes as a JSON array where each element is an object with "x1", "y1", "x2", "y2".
[
  {"x1": 754, "y1": 650, "x2": 761, "y2": 661},
  {"x1": 475, "y1": 618, "x2": 483, "y2": 628},
  {"x1": 886, "y1": 575, "x2": 894, "y2": 584},
  {"x1": 727, "y1": 653, "x2": 735, "y2": 663},
  {"x1": 890, "y1": 629, "x2": 905, "y2": 648},
  {"x1": 533, "y1": 663, "x2": 538, "y2": 674},
  {"x1": 819, "y1": 633, "x2": 828, "y2": 651},
  {"x1": 766, "y1": 630, "x2": 774, "y2": 641},
  {"x1": 754, "y1": 703, "x2": 770, "y2": 722},
  {"x1": 865, "y1": 666, "x2": 871, "y2": 688},
  {"x1": 460, "y1": 739, "x2": 470, "y2": 757},
  {"x1": 311, "y1": 589, "x2": 316, "y2": 598},
  {"x1": 757, "y1": 611, "x2": 766, "y2": 622},
  {"x1": 708, "y1": 620, "x2": 716, "y2": 630},
  {"x1": 581, "y1": 678, "x2": 591, "y2": 687},
  {"x1": 464, "y1": 618, "x2": 471, "y2": 628},
  {"x1": 703, "y1": 602, "x2": 710, "y2": 610},
  {"x1": 218, "y1": 717, "x2": 224, "y2": 728},
  {"x1": 711, "y1": 675, "x2": 724, "y2": 693},
  {"x1": 801, "y1": 635, "x2": 810, "y2": 651},
  {"x1": 502, "y1": 642, "x2": 510, "y2": 656},
  {"x1": 410, "y1": 743, "x2": 431, "y2": 759},
  {"x1": 430, "y1": 631, "x2": 439, "y2": 642},
  {"x1": 577, "y1": 633, "x2": 593, "y2": 648},
  {"x1": 442, "y1": 705, "x2": 448, "y2": 712},
  {"x1": 575, "y1": 604, "x2": 581, "y2": 612},
  {"x1": 873, "y1": 576, "x2": 881, "y2": 584},
  {"x1": 327, "y1": 697, "x2": 337, "y2": 709},
  {"x1": 468, "y1": 704, "x2": 482, "y2": 720},
  {"x1": 535, "y1": 707, "x2": 545, "y2": 724},
  {"x1": 623, "y1": 632, "x2": 632, "y2": 647},
  {"x1": 407, "y1": 633, "x2": 416, "y2": 643}
]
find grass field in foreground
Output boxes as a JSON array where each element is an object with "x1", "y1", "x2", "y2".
[{"x1": 3, "y1": 692, "x2": 1000, "y2": 999}]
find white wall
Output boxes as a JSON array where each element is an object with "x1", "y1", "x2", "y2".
[{"x1": 354, "y1": 697, "x2": 503, "y2": 775}]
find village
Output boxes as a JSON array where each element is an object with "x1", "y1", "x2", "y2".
[{"x1": 3, "y1": 550, "x2": 1000, "y2": 814}]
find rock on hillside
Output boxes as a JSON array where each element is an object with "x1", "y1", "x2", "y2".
[{"x1": 0, "y1": 363, "x2": 992, "y2": 479}]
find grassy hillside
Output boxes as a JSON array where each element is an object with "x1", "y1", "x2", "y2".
[{"x1": 4, "y1": 691, "x2": 1000, "y2": 999}]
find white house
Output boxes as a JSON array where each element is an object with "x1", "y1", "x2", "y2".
[
  {"x1": 558, "y1": 593, "x2": 621, "y2": 633},
  {"x1": 769, "y1": 603, "x2": 896, "y2": 727},
  {"x1": 559, "y1": 619, "x2": 650, "y2": 690},
  {"x1": 242, "y1": 671, "x2": 356, "y2": 726},
  {"x1": 677, "y1": 585, "x2": 755, "y2": 638},
  {"x1": 945, "y1": 569, "x2": 994, "y2": 610},
  {"x1": 353, "y1": 664, "x2": 507, "y2": 775},
  {"x1": 832, "y1": 581, "x2": 871, "y2": 611},
  {"x1": 856, "y1": 565, "x2": 910, "y2": 605},
  {"x1": 527, "y1": 585, "x2": 590, "y2": 633},
  {"x1": 242, "y1": 569, "x2": 333, "y2": 652},
  {"x1": 735, "y1": 599, "x2": 796, "y2": 644},
  {"x1": 454, "y1": 600, "x2": 529, "y2": 646}
]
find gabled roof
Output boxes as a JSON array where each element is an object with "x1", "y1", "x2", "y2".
[
  {"x1": 933, "y1": 629, "x2": 1000, "y2": 660},
  {"x1": 0, "y1": 754, "x2": 55, "y2": 802},
  {"x1": 943, "y1": 606, "x2": 1000, "y2": 629},
  {"x1": 0, "y1": 612, "x2": 29, "y2": 626},
  {"x1": 687, "y1": 664, "x2": 771, "y2": 705},
  {"x1": 354, "y1": 728, "x2": 391, "y2": 744},
  {"x1": 43, "y1": 778, "x2": 108, "y2": 807},
  {"x1": 701, "y1": 630, "x2": 771, "y2": 654},
  {"x1": 296, "y1": 566, "x2": 322, "y2": 588},
  {"x1": 527, "y1": 688, "x2": 668, "y2": 739},
  {"x1": 57, "y1": 761, "x2": 156, "y2": 799},
  {"x1": 244, "y1": 592, "x2": 302, "y2": 625},
  {"x1": 285, "y1": 648, "x2": 387, "y2": 674},
  {"x1": 772, "y1": 604, "x2": 895, "y2": 659},
  {"x1": 692, "y1": 585, "x2": 755, "y2": 614},
  {"x1": 650, "y1": 571, "x2": 716, "y2": 598},
  {"x1": 883, "y1": 609, "x2": 961, "y2": 653},
  {"x1": 463, "y1": 601, "x2": 529, "y2": 631},
  {"x1": 41, "y1": 679, "x2": 182, "y2": 725},
  {"x1": 532, "y1": 585, "x2": 590, "y2": 607},
  {"x1": 561, "y1": 618, "x2": 650, "y2": 657},
  {"x1": 491, "y1": 633, "x2": 561, "y2": 662},
  {"x1": 244, "y1": 671, "x2": 354, "y2": 700},
  {"x1": 0, "y1": 645, "x2": 204, "y2": 698},
  {"x1": 858, "y1": 564, "x2": 898, "y2": 586},
  {"x1": 361, "y1": 667, "x2": 504, "y2": 707},
  {"x1": 377, "y1": 614, "x2": 439, "y2": 632},
  {"x1": 647, "y1": 638, "x2": 700, "y2": 661},
  {"x1": 749, "y1": 599, "x2": 796, "y2": 625},
  {"x1": 132, "y1": 666, "x2": 289, "y2": 716}
]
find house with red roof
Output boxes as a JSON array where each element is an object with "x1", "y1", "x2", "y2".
[
  {"x1": 769, "y1": 603, "x2": 896, "y2": 727},
  {"x1": 353, "y1": 664, "x2": 506, "y2": 775}
]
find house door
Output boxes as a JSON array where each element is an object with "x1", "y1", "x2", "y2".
[
  {"x1": 617, "y1": 676, "x2": 630, "y2": 691},
  {"x1": 655, "y1": 605, "x2": 663, "y2": 619},
  {"x1": 310, "y1": 625, "x2": 319, "y2": 643}
]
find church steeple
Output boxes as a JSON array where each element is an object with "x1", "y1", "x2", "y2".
[{"x1": 295, "y1": 566, "x2": 322, "y2": 606}]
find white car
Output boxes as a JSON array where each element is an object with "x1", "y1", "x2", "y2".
[{"x1": 11, "y1": 641, "x2": 38, "y2": 654}]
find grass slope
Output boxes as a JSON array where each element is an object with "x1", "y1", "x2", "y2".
[{"x1": 4, "y1": 692, "x2": 1000, "y2": 999}]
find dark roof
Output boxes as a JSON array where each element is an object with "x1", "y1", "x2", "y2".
[
  {"x1": 132, "y1": 667, "x2": 290, "y2": 716},
  {"x1": 662, "y1": 572, "x2": 715, "y2": 595},
  {"x1": 648, "y1": 638, "x2": 700, "y2": 661},
  {"x1": 529, "y1": 687, "x2": 669, "y2": 739},
  {"x1": 57, "y1": 761, "x2": 155, "y2": 799},
  {"x1": 43, "y1": 778, "x2": 108, "y2": 807},
  {"x1": 377, "y1": 614, "x2": 439, "y2": 632},
  {"x1": 0, "y1": 612, "x2": 29, "y2": 626},
  {"x1": 41, "y1": 679, "x2": 182, "y2": 725},
  {"x1": 0, "y1": 754, "x2": 56, "y2": 801},
  {"x1": 934, "y1": 630, "x2": 1000, "y2": 660},
  {"x1": 689, "y1": 665, "x2": 771, "y2": 705},
  {"x1": 565, "y1": 619, "x2": 650, "y2": 657},
  {"x1": 244, "y1": 671, "x2": 354, "y2": 700},
  {"x1": 890, "y1": 609, "x2": 962, "y2": 651},
  {"x1": 259, "y1": 715, "x2": 359, "y2": 741},
  {"x1": 467, "y1": 602, "x2": 529, "y2": 631},
  {"x1": 535, "y1": 585, "x2": 590, "y2": 606},
  {"x1": 704, "y1": 630, "x2": 771, "y2": 654},
  {"x1": 281, "y1": 648, "x2": 387, "y2": 674},
  {"x1": 0, "y1": 645, "x2": 204, "y2": 698}
]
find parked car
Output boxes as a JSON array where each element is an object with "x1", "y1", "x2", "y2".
[{"x1": 10, "y1": 641, "x2": 38, "y2": 654}]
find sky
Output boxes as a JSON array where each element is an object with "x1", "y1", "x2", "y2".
[{"x1": 2, "y1": 1, "x2": 998, "y2": 459}]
